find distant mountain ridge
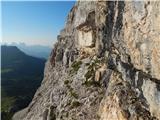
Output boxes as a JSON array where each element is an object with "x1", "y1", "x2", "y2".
[
  {"x1": 1, "y1": 45, "x2": 45, "y2": 120},
  {"x1": 12, "y1": 43, "x2": 52, "y2": 59}
]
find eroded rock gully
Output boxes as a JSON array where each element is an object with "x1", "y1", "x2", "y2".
[{"x1": 13, "y1": 1, "x2": 160, "y2": 120}]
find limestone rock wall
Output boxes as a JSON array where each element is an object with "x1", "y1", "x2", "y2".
[{"x1": 13, "y1": 1, "x2": 160, "y2": 120}]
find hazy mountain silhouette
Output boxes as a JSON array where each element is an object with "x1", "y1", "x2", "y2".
[
  {"x1": 9, "y1": 42, "x2": 52, "y2": 59},
  {"x1": 1, "y1": 45, "x2": 45, "y2": 120}
]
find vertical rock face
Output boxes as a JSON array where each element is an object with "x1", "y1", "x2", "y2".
[{"x1": 13, "y1": 1, "x2": 160, "y2": 120}]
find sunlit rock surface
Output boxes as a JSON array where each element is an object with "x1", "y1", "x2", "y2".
[{"x1": 13, "y1": 1, "x2": 160, "y2": 120}]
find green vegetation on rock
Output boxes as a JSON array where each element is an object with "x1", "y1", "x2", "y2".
[
  {"x1": 70, "y1": 101, "x2": 81, "y2": 108},
  {"x1": 71, "y1": 60, "x2": 82, "y2": 73},
  {"x1": 83, "y1": 58, "x2": 101, "y2": 87},
  {"x1": 64, "y1": 79, "x2": 78, "y2": 99}
]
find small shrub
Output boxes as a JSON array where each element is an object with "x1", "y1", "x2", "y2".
[
  {"x1": 68, "y1": 87, "x2": 73, "y2": 92},
  {"x1": 66, "y1": 99, "x2": 72, "y2": 106},
  {"x1": 71, "y1": 101, "x2": 81, "y2": 108},
  {"x1": 66, "y1": 84, "x2": 71, "y2": 89},
  {"x1": 69, "y1": 69, "x2": 75, "y2": 75},
  {"x1": 82, "y1": 80, "x2": 100, "y2": 87},
  {"x1": 94, "y1": 58, "x2": 101, "y2": 64},
  {"x1": 64, "y1": 80, "x2": 69, "y2": 85},
  {"x1": 88, "y1": 62, "x2": 95, "y2": 70},
  {"x1": 70, "y1": 91, "x2": 78, "y2": 99},
  {"x1": 84, "y1": 69, "x2": 94, "y2": 80},
  {"x1": 65, "y1": 83, "x2": 78, "y2": 99},
  {"x1": 85, "y1": 58, "x2": 101, "y2": 80},
  {"x1": 93, "y1": 81, "x2": 101, "y2": 87},
  {"x1": 83, "y1": 58, "x2": 102, "y2": 87},
  {"x1": 71, "y1": 60, "x2": 82, "y2": 72},
  {"x1": 82, "y1": 80, "x2": 94, "y2": 87},
  {"x1": 85, "y1": 63, "x2": 90, "y2": 66}
]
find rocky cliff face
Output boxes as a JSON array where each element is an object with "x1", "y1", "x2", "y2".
[{"x1": 13, "y1": 1, "x2": 160, "y2": 120}]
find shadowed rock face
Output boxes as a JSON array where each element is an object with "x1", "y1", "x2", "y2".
[{"x1": 13, "y1": 1, "x2": 160, "y2": 120}]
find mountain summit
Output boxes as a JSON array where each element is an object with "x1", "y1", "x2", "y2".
[{"x1": 14, "y1": 1, "x2": 160, "y2": 120}]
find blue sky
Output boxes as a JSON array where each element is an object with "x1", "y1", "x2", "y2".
[{"x1": 2, "y1": 1, "x2": 75, "y2": 47}]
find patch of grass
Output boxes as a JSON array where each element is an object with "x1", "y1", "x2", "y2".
[
  {"x1": 84, "y1": 69, "x2": 94, "y2": 80},
  {"x1": 82, "y1": 80, "x2": 100, "y2": 87},
  {"x1": 69, "y1": 70, "x2": 74, "y2": 75},
  {"x1": 94, "y1": 58, "x2": 101, "y2": 64},
  {"x1": 64, "y1": 81, "x2": 78, "y2": 99},
  {"x1": 85, "y1": 63, "x2": 90, "y2": 66},
  {"x1": 68, "y1": 86, "x2": 73, "y2": 91},
  {"x1": 71, "y1": 101, "x2": 81, "y2": 108},
  {"x1": 66, "y1": 99, "x2": 72, "y2": 107},
  {"x1": 82, "y1": 80, "x2": 94, "y2": 87},
  {"x1": 68, "y1": 86, "x2": 78, "y2": 99},
  {"x1": 70, "y1": 91, "x2": 78, "y2": 99},
  {"x1": 66, "y1": 84, "x2": 72, "y2": 90},
  {"x1": 64, "y1": 80, "x2": 70, "y2": 85},
  {"x1": 83, "y1": 58, "x2": 102, "y2": 87},
  {"x1": 71, "y1": 60, "x2": 82, "y2": 73}
]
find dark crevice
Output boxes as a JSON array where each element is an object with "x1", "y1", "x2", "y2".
[
  {"x1": 115, "y1": 1, "x2": 125, "y2": 35},
  {"x1": 107, "y1": 49, "x2": 160, "y2": 92},
  {"x1": 104, "y1": 1, "x2": 116, "y2": 53},
  {"x1": 100, "y1": 1, "x2": 125, "y2": 57}
]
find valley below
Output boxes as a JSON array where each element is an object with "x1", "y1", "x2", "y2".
[{"x1": 1, "y1": 46, "x2": 46, "y2": 120}]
